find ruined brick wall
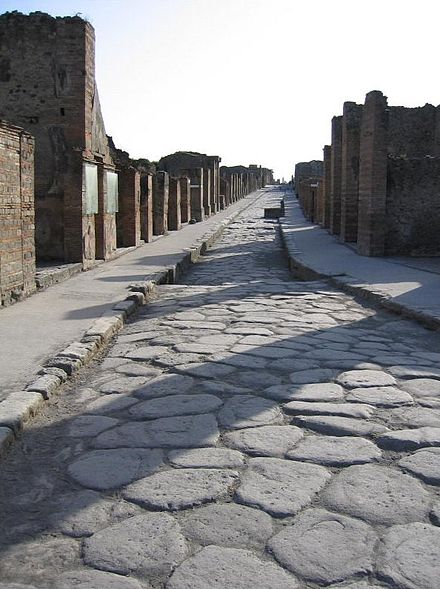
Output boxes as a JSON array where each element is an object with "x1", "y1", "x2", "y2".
[
  {"x1": 0, "y1": 12, "x2": 116, "y2": 264},
  {"x1": 340, "y1": 102, "x2": 362, "y2": 242},
  {"x1": 294, "y1": 161, "x2": 323, "y2": 195},
  {"x1": 387, "y1": 105, "x2": 440, "y2": 158},
  {"x1": 385, "y1": 156, "x2": 440, "y2": 255},
  {"x1": 0, "y1": 121, "x2": 35, "y2": 305}
]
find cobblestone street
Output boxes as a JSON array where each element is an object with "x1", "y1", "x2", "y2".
[{"x1": 0, "y1": 190, "x2": 439, "y2": 588}]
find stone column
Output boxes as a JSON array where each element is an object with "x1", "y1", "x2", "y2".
[
  {"x1": 357, "y1": 90, "x2": 389, "y2": 256},
  {"x1": 140, "y1": 173, "x2": 153, "y2": 243},
  {"x1": 153, "y1": 171, "x2": 169, "y2": 236},
  {"x1": 341, "y1": 102, "x2": 362, "y2": 243},
  {"x1": 179, "y1": 176, "x2": 191, "y2": 223},
  {"x1": 117, "y1": 166, "x2": 141, "y2": 247},
  {"x1": 190, "y1": 168, "x2": 204, "y2": 222},
  {"x1": 330, "y1": 116, "x2": 343, "y2": 235},
  {"x1": 168, "y1": 176, "x2": 182, "y2": 231}
]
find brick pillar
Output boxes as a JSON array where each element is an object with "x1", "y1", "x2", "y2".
[
  {"x1": 341, "y1": 102, "x2": 362, "y2": 242},
  {"x1": 190, "y1": 168, "x2": 204, "y2": 222},
  {"x1": 140, "y1": 173, "x2": 153, "y2": 243},
  {"x1": 203, "y1": 167, "x2": 211, "y2": 217},
  {"x1": 330, "y1": 116, "x2": 343, "y2": 234},
  {"x1": 179, "y1": 176, "x2": 191, "y2": 223},
  {"x1": 168, "y1": 177, "x2": 182, "y2": 231},
  {"x1": 63, "y1": 152, "x2": 87, "y2": 263},
  {"x1": 118, "y1": 167, "x2": 141, "y2": 247},
  {"x1": 220, "y1": 177, "x2": 228, "y2": 209},
  {"x1": 208, "y1": 160, "x2": 217, "y2": 213},
  {"x1": 322, "y1": 145, "x2": 331, "y2": 228},
  {"x1": 357, "y1": 91, "x2": 388, "y2": 256},
  {"x1": 153, "y1": 171, "x2": 169, "y2": 235}
]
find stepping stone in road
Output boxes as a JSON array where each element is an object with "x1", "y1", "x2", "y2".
[
  {"x1": 283, "y1": 401, "x2": 375, "y2": 419},
  {"x1": 54, "y1": 570, "x2": 148, "y2": 589},
  {"x1": 336, "y1": 370, "x2": 396, "y2": 388},
  {"x1": 268, "y1": 508, "x2": 376, "y2": 585},
  {"x1": 67, "y1": 448, "x2": 164, "y2": 490},
  {"x1": 263, "y1": 383, "x2": 344, "y2": 402},
  {"x1": 224, "y1": 425, "x2": 304, "y2": 457},
  {"x1": 401, "y1": 378, "x2": 440, "y2": 397},
  {"x1": 122, "y1": 468, "x2": 239, "y2": 510},
  {"x1": 168, "y1": 448, "x2": 245, "y2": 468},
  {"x1": 236, "y1": 457, "x2": 330, "y2": 516},
  {"x1": 292, "y1": 415, "x2": 388, "y2": 437},
  {"x1": 166, "y1": 545, "x2": 299, "y2": 589},
  {"x1": 286, "y1": 435, "x2": 381, "y2": 466},
  {"x1": 377, "y1": 426, "x2": 440, "y2": 451},
  {"x1": 218, "y1": 395, "x2": 283, "y2": 429},
  {"x1": 321, "y1": 464, "x2": 432, "y2": 525},
  {"x1": 377, "y1": 522, "x2": 440, "y2": 589},
  {"x1": 398, "y1": 448, "x2": 440, "y2": 485},
  {"x1": 93, "y1": 414, "x2": 220, "y2": 449},
  {"x1": 83, "y1": 513, "x2": 188, "y2": 577},
  {"x1": 346, "y1": 386, "x2": 413, "y2": 407},
  {"x1": 180, "y1": 503, "x2": 273, "y2": 548},
  {"x1": 129, "y1": 394, "x2": 222, "y2": 419}
]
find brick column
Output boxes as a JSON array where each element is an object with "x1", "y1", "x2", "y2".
[
  {"x1": 357, "y1": 91, "x2": 388, "y2": 256},
  {"x1": 190, "y1": 168, "x2": 204, "y2": 222},
  {"x1": 322, "y1": 145, "x2": 331, "y2": 228},
  {"x1": 140, "y1": 173, "x2": 153, "y2": 243},
  {"x1": 208, "y1": 159, "x2": 217, "y2": 214},
  {"x1": 341, "y1": 102, "x2": 362, "y2": 242},
  {"x1": 330, "y1": 116, "x2": 343, "y2": 234},
  {"x1": 153, "y1": 171, "x2": 169, "y2": 235},
  {"x1": 64, "y1": 152, "x2": 87, "y2": 263},
  {"x1": 168, "y1": 176, "x2": 182, "y2": 231},
  {"x1": 179, "y1": 176, "x2": 191, "y2": 223},
  {"x1": 203, "y1": 167, "x2": 211, "y2": 217},
  {"x1": 96, "y1": 164, "x2": 117, "y2": 259},
  {"x1": 118, "y1": 167, "x2": 141, "y2": 247},
  {"x1": 220, "y1": 177, "x2": 228, "y2": 209}
]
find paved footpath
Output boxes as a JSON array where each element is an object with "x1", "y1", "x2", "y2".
[{"x1": 0, "y1": 189, "x2": 439, "y2": 588}]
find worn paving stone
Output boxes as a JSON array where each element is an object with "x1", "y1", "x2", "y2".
[
  {"x1": 85, "y1": 394, "x2": 138, "y2": 414},
  {"x1": 284, "y1": 401, "x2": 375, "y2": 419},
  {"x1": 166, "y1": 545, "x2": 299, "y2": 589},
  {"x1": 155, "y1": 353, "x2": 209, "y2": 367},
  {"x1": 168, "y1": 448, "x2": 245, "y2": 468},
  {"x1": 399, "y1": 448, "x2": 440, "y2": 485},
  {"x1": 383, "y1": 406, "x2": 440, "y2": 428},
  {"x1": 336, "y1": 369, "x2": 396, "y2": 388},
  {"x1": 0, "y1": 583, "x2": 38, "y2": 589},
  {"x1": 83, "y1": 513, "x2": 187, "y2": 577},
  {"x1": 231, "y1": 344, "x2": 299, "y2": 359},
  {"x1": 133, "y1": 373, "x2": 195, "y2": 399},
  {"x1": 268, "y1": 358, "x2": 320, "y2": 371},
  {"x1": 124, "y1": 345, "x2": 171, "y2": 361},
  {"x1": 431, "y1": 501, "x2": 440, "y2": 525},
  {"x1": 322, "y1": 464, "x2": 432, "y2": 525},
  {"x1": 180, "y1": 503, "x2": 273, "y2": 548},
  {"x1": 114, "y1": 362, "x2": 162, "y2": 377},
  {"x1": 48, "y1": 490, "x2": 137, "y2": 537},
  {"x1": 67, "y1": 415, "x2": 119, "y2": 437},
  {"x1": 264, "y1": 382, "x2": 344, "y2": 402},
  {"x1": 377, "y1": 522, "x2": 440, "y2": 589},
  {"x1": 52, "y1": 570, "x2": 149, "y2": 589},
  {"x1": 233, "y1": 370, "x2": 282, "y2": 388},
  {"x1": 292, "y1": 415, "x2": 388, "y2": 437},
  {"x1": 268, "y1": 508, "x2": 376, "y2": 584},
  {"x1": 99, "y1": 376, "x2": 152, "y2": 394},
  {"x1": 0, "y1": 537, "x2": 79, "y2": 583},
  {"x1": 94, "y1": 414, "x2": 220, "y2": 449},
  {"x1": 122, "y1": 468, "x2": 239, "y2": 510},
  {"x1": 289, "y1": 368, "x2": 335, "y2": 384},
  {"x1": 401, "y1": 378, "x2": 440, "y2": 397},
  {"x1": 286, "y1": 435, "x2": 381, "y2": 466},
  {"x1": 212, "y1": 352, "x2": 268, "y2": 369},
  {"x1": 67, "y1": 448, "x2": 164, "y2": 490},
  {"x1": 224, "y1": 425, "x2": 303, "y2": 457},
  {"x1": 346, "y1": 386, "x2": 413, "y2": 407},
  {"x1": 218, "y1": 395, "x2": 283, "y2": 429},
  {"x1": 236, "y1": 457, "x2": 330, "y2": 516},
  {"x1": 389, "y1": 365, "x2": 440, "y2": 379},
  {"x1": 175, "y1": 362, "x2": 236, "y2": 379},
  {"x1": 377, "y1": 427, "x2": 440, "y2": 450},
  {"x1": 325, "y1": 583, "x2": 383, "y2": 589},
  {"x1": 129, "y1": 394, "x2": 222, "y2": 419}
]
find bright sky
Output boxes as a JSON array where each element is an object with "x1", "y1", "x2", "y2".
[{"x1": 1, "y1": 0, "x2": 439, "y2": 179}]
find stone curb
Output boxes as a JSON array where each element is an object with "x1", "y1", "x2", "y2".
[
  {"x1": 279, "y1": 220, "x2": 440, "y2": 332},
  {"x1": 0, "y1": 190, "x2": 266, "y2": 456}
]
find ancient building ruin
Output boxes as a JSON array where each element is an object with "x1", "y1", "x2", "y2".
[{"x1": 296, "y1": 91, "x2": 440, "y2": 256}]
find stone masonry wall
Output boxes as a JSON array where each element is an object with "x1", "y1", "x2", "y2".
[{"x1": 0, "y1": 121, "x2": 35, "y2": 305}]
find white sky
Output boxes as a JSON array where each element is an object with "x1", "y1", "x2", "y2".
[{"x1": 2, "y1": 0, "x2": 440, "y2": 179}]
